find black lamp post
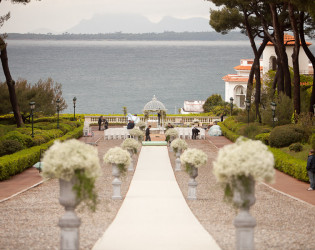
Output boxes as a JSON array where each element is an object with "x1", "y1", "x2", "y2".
[
  {"x1": 73, "y1": 97, "x2": 77, "y2": 121},
  {"x1": 29, "y1": 101, "x2": 35, "y2": 138},
  {"x1": 230, "y1": 97, "x2": 234, "y2": 116},
  {"x1": 245, "y1": 99, "x2": 251, "y2": 125},
  {"x1": 56, "y1": 98, "x2": 61, "y2": 129},
  {"x1": 271, "y1": 102, "x2": 277, "y2": 127}
]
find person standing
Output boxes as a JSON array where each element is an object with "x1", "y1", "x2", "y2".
[
  {"x1": 145, "y1": 125, "x2": 151, "y2": 141},
  {"x1": 98, "y1": 116, "x2": 103, "y2": 131},
  {"x1": 127, "y1": 120, "x2": 135, "y2": 129},
  {"x1": 192, "y1": 126, "x2": 200, "y2": 139},
  {"x1": 104, "y1": 118, "x2": 109, "y2": 130},
  {"x1": 306, "y1": 149, "x2": 315, "y2": 191}
]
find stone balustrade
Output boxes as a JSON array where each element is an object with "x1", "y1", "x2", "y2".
[{"x1": 84, "y1": 115, "x2": 220, "y2": 126}]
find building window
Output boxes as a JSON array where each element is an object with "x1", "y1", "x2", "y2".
[
  {"x1": 269, "y1": 56, "x2": 277, "y2": 71},
  {"x1": 234, "y1": 85, "x2": 246, "y2": 108}
]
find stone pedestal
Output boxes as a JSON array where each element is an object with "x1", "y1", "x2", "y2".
[
  {"x1": 112, "y1": 164, "x2": 122, "y2": 200},
  {"x1": 187, "y1": 165, "x2": 198, "y2": 200},
  {"x1": 232, "y1": 175, "x2": 256, "y2": 250},
  {"x1": 59, "y1": 178, "x2": 81, "y2": 250},
  {"x1": 127, "y1": 150, "x2": 134, "y2": 171},
  {"x1": 175, "y1": 150, "x2": 181, "y2": 171}
]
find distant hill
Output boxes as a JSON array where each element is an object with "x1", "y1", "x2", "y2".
[
  {"x1": 66, "y1": 14, "x2": 213, "y2": 34},
  {"x1": 6, "y1": 31, "x2": 249, "y2": 41}
]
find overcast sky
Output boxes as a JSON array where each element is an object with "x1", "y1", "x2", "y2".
[{"x1": 0, "y1": 0, "x2": 215, "y2": 33}]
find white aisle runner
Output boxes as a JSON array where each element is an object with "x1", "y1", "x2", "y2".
[{"x1": 93, "y1": 146, "x2": 220, "y2": 250}]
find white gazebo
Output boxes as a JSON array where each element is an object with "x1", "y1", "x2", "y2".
[{"x1": 143, "y1": 95, "x2": 167, "y2": 131}]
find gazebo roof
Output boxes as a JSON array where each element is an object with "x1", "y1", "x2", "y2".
[{"x1": 143, "y1": 95, "x2": 167, "y2": 112}]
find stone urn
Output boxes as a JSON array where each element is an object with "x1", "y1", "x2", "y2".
[
  {"x1": 187, "y1": 165, "x2": 198, "y2": 200},
  {"x1": 127, "y1": 149, "x2": 134, "y2": 171},
  {"x1": 112, "y1": 164, "x2": 122, "y2": 200},
  {"x1": 169, "y1": 136, "x2": 175, "y2": 152},
  {"x1": 232, "y1": 175, "x2": 257, "y2": 250},
  {"x1": 58, "y1": 178, "x2": 81, "y2": 250},
  {"x1": 175, "y1": 149, "x2": 182, "y2": 171}
]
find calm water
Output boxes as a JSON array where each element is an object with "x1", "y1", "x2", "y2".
[{"x1": 4, "y1": 39, "x2": 256, "y2": 114}]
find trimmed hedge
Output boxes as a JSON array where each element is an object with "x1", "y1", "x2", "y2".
[
  {"x1": 0, "y1": 125, "x2": 84, "y2": 181},
  {"x1": 217, "y1": 122, "x2": 240, "y2": 142},
  {"x1": 269, "y1": 147, "x2": 308, "y2": 182},
  {"x1": 255, "y1": 133, "x2": 270, "y2": 145}
]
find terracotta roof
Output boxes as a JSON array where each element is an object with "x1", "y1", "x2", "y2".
[
  {"x1": 267, "y1": 33, "x2": 312, "y2": 46},
  {"x1": 222, "y1": 74, "x2": 249, "y2": 82},
  {"x1": 234, "y1": 65, "x2": 263, "y2": 70}
]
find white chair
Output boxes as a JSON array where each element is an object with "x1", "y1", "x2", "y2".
[
  {"x1": 199, "y1": 128, "x2": 206, "y2": 140},
  {"x1": 187, "y1": 128, "x2": 192, "y2": 139}
]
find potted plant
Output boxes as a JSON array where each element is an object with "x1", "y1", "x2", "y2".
[
  {"x1": 213, "y1": 137, "x2": 275, "y2": 250},
  {"x1": 103, "y1": 147, "x2": 131, "y2": 199},
  {"x1": 136, "y1": 121, "x2": 146, "y2": 131},
  {"x1": 180, "y1": 148, "x2": 207, "y2": 200},
  {"x1": 121, "y1": 138, "x2": 141, "y2": 171},
  {"x1": 170, "y1": 138, "x2": 188, "y2": 171},
  {"x1": 41, "y1": 139, "x2": 101, "y2": 249},
  {"x1": 165, "y1": 128, "x2": 179, "y2": 151},
  {"x1": 129, "y1": 128, "x2": 144, "y2": 142}
]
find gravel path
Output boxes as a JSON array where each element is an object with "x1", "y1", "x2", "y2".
[
  {"x1": 169, "y1": 138, "x2": 315, "y2": 250},
  {"x1": 1, "y1": 136, "x2": 315, "y2": 249}
]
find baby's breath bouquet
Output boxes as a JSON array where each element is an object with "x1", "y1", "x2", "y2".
[
  {"x1": 41, "y1": 139, "x2": 101, "y2": 211},
  {"x1": 103, "y1": 147, "x2": 131, "y2": 174},
  {"x1": 136, "y1": 121, "x2": 146, "y2": 131},
  {"x1": 121, "y1": 138, "x2": 141, "y2": 155},
  {"x1": 213, "y1": 137, "x2": 275, "y2": 204},
  {"x1": 165, "y1": 128, "x2": 179, "y2": 138},
  {"x1": 180, "y1": 148, "x2": 207, "y2": 174},
  {"x1": 129, "y1": 128, "x2": 144, "y2": 141},
  {"x1": 170, "y1": 138, "x2": 188, "y2": 153}
]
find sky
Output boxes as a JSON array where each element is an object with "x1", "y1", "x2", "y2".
[{"x1": 0, "y1": 0, "x2": 216, "y2": 33}]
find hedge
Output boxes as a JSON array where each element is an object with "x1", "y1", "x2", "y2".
[
  {"x1": 218, "y1": 122, "x2": 240, "y2": 142},
  {"x1": 0, "y1": 125, "x2": 84, "y2": 181},
  {"x1": 269, "y1": 147, "x2": 308, "y2": 182}
]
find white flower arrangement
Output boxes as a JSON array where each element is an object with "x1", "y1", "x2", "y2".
[
  {"x1": 180, "y1": 148, "x2": 208, "y2": 168},
  {"x1": 213, "y1": 137, "x2": 275, "y2": 184},
  {"x1": 129, "y1": 128, "x2": 144, "y2": 138},
  {"x1": 41, "y1": 139, "x2": 101, "y2": 211},
  {"x1": 170, "y1": 138, "x2": 188, "y2": 153},
  {"x1": 136, "y1": 121, "x2": 146, "y2": 130},
  {"x1": 165, "y1": 128, "x2": 179, "y2": 138},
  {"x1": 121, "y1": 138, "x2": 141, "y2": 154},
  {"x1": 103, "y1": 147, "x2": 131, "y2": 174}
]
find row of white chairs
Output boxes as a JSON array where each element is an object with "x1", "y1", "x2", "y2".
[
  {"x1": 174, "y1": 127, "x2": 206, "y2": 140},
  {"x1": 104, "y1": 128, "x2": 135, "y2": 140}
]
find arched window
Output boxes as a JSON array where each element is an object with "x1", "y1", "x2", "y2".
[
  {"x1": 269, "y1": 56, "x2": 277, "y2": 71},
  {"x1": 234, "y1": 85, "x2": 246, "y2": 108}
]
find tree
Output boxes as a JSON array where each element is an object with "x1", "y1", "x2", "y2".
[
  {"x1": 0, "y1": 0, "x2": 40, "y2": 127},
  {"x1": 203, "y1": 94, "x2": 225, "y2": 113},
  {"x1": 0, "y1": 78, "x2": 67, "y2": 118}
]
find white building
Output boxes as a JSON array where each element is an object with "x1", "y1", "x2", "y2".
[
  {"x1": 223, "y1": 34, "x2": 313, "y2": 108},
  {"x1": 180, "y1": 100, "x2": 205, "y2": 114}
]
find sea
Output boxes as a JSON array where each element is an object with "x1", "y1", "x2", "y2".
[{"x1": 2, "y1": 39, "x2": 295, "y2": 115}]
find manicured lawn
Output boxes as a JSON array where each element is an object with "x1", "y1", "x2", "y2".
[{"x1": 280, "y1": 144, "x2": 312, "y2": 161}]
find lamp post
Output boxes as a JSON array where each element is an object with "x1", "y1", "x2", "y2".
[
  {"x1": 271, "y1": 102, "x2": 277, "y2": 127},
  {"x1": 73, "y1": 97, "x2": 77, "y2": 121},
  {"x1": 230, "y1": 97, "x2": 234, "y2": 116},
  {"x1": 29, "y1": 101, "x2": 35, "y2": 138},
  {"x1": 313, "y1": 104, "x2": 315, "y2": 116},
  {"x1": 56, "y1": 98, "x2": 61, "y2": 129},
  {"x1": 245, "y1": 99, "x2": 251, "y2": 125}
]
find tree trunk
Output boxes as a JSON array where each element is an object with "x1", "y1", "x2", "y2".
[
  {"x1": 288, "y1": 3, "x2": 300, "y2": 115},
  {"x1": 269, "y1": 3, "x2": 291, "y2": 98},
  {"x1": 0, "y1": 39, "x2": 23, "y2": 127},
  {"x1": 299, "y1": 12, "x2": 315, "y2": 114}
]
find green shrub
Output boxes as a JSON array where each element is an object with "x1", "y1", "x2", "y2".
[
  {"x1": 269, "y1": 124, "x2": 310, "y2": 148},
  {"x1": 255, "y1": 133, "x2": 270, "y2": 145},
  {"x1": 222, "y1": 116, "x2": 244, "y2": 133},
  {"x1": 239, "y1": 123, "x2": 262, "y2": 139},
  {"x1": 218, "y1": 122, "x2": 240, "y2": 142},
  {"x1": 32, "y1": 135, "x2": 47, "y2": 146},
  {"x1": 289, "y1": 143, "x2": 303, "y2": 152},
  {"x1": 311, "y1": 133, "x2": 315, "y2": 150},
  {"x1": 1, "y1": 131, "x2": 33, "y2": 148},
  {"x1": 269, "y1": 147, "x2": 308, "y2": 182},
  {"x1": 0, "y1": 139, "x2": 24, "y2": 156},
  {"x1": 0, "y1": 125, "x2": 83, "y2": 180}
]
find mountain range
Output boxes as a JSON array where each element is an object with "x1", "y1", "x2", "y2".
[{"x1": 63, "y1": 14, "x2": 212, "y2": 34}]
